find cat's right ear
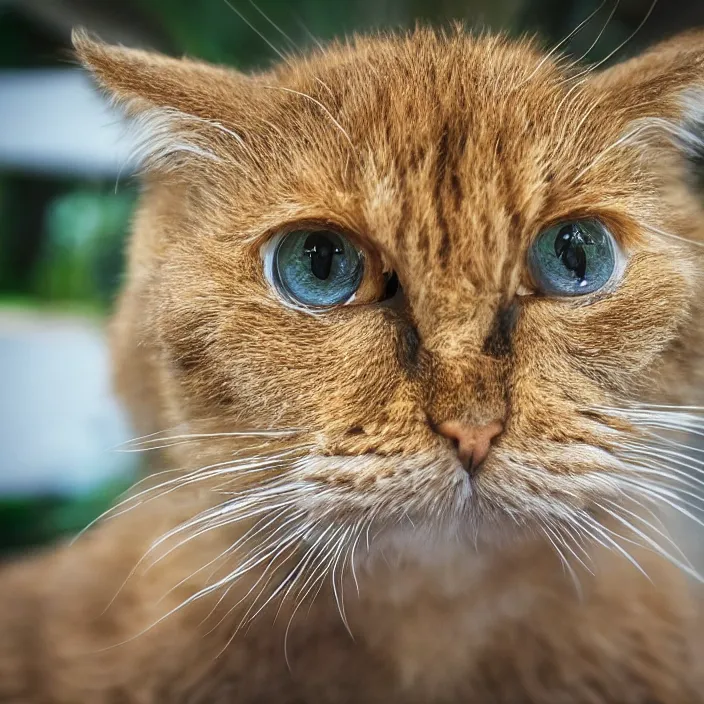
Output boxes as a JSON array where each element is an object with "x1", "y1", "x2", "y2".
[
  {"x1": 72, "y1": 29, "x2": 256, "y2": 171},
  {"x1": 586, "y1": 31, "x2": 704, "y2": 183}
]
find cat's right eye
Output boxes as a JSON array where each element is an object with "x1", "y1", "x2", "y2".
[
  {"x1": 264, "y1": 228, "x2": 392, "y2": 309},
  {"x1": 528, "y1": 219, "x2": 620, "y2": 297}
]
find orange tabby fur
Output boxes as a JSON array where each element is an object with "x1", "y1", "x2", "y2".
[{"x1": 2, "y1": 25, "x2": 704, "y2": 702}]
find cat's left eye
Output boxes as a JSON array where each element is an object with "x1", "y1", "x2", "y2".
[
  {"x1": 270, "y1": 229, "x2": 363, "y2": 307},
  {"x1": 528, "y1": 219, "x2": 620, "y2": 297},
  {"x1": 264, "y1": 227, "x2": 397, "y2": 309}
]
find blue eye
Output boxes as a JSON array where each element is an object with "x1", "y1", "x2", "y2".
[
  {"x1": 528, "y1": 219, "x2": 617, "y2": 296},
  {"x1": 272, "y1": 229, "x2": 364, "y2": 307}
]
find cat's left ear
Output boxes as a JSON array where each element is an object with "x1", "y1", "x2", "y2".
[
  {"x1": 587, "y1": 30, "x2": 704, "y2": 165},
  {"x1": 73, "y1": 29, "x2": 257, "y2": 171},
  {"x1": 73, "y1": 29, "x2": 255, "y2": 118}
]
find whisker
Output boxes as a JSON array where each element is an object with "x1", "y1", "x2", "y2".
[
  {"x1": 625, "y1": 403, "x2": 704, "y2": 412},
  {"x1": 553, "y1": 520, "x2": 594, "y2": 576},
  {"x1": 510, "y1": 0, "x2": 609, "y2": 90},
  {"x1": 118, "y1": 429, "x2": 301, "y2": 452},
  {"x1": 636, "y1": 428, "x2": 704, "y2": 456},
  {"x1": 133, "y1": 528, "x2": 306, "y2": 650},
  {"x1": 348, "y1": 519, "x2": 366, "y2": 597},
  {"x1": 570, "y1": 511, "x2": 651, "y2": 581},
  {"x1": 560, "y1": 0, "x2": 659, "y2": 85},
  {"x1": 222, "y1": 0, "x2": 289, "y2": 62},
  {"x1": 615, "y1": 466, "x2": 704, "y2": 506},
  {"x1": 597, "y1": 405, "x2": 704, "y2": 430},
  {"x1": 233, "y1": 529, "x2": 320, "y2": 631},
  {"x1": 260, "y1": 84, "x2": 356, "y2": 156},
  {"x1": 642, "y1": 223, "x2": 704, "y2": 250},
  {"x1": 616, "y1": 451, "x2": 704, "y2": 491},
  {"x1": 614, "y1": 477, "x2": 704, "y2": 529},
  {"x1": 75, "y1": 448, "x2": 290, "y2": 544},
  {"x1": 594, "y1": 501, "x2": 701, "y2": 580},
  {"x1": 158, "y1": 507, "x2": 307, "y2": 603},
  {"x1": 568, "y1": 0, "x2": 620, "y2": 67},
  {"x1": 83, "y1": 449, "x2": 306, "y2": 544},
  {"x1": 294, "y1": 16, "x2": 325, "y2": 53},
  {"x1": 283, "y1": 523, "x2": 348, "y2": 657},
  {"x1": 330, "y1": 525, "x2": 355, "y2": 639},
  {"x1": 538, "y1": 517, "x2": 584, "y2": 597},
  {"x1": 149, "y1": 492, "x2": 301, "y2": 558},
  {"x1": 599, "y1": 497, "x2": 695, "y2": 568},
  {"x1": 571, "y1": 120, "x2": 654, "y2": 183},
  {"x1": 620, "y1": 439, "x2": 704, "y2": 472},
  {"x1": 111, "y1": 424, "x2": 194, "y2": 449},
  {"x1": 202, "y1": 517, "x2": 320, "y2": 638},
  {"x1": 215, "y1": 531, "x2": 305, "y2": 642},
  {"x1": 275, "y1": 521, "x2": 337, "y2": 624},
  {"x1": 247, "y1": 0, "x2": 298, "y2": 52},
  {"x1": 102, "y1": 490, "x2": 301, "y2": 616}
]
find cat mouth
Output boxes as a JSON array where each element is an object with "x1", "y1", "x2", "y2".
[
  {"x1": 290, "y1": 451, "x2": 474, "y2": 533},
  {"x1": 289, "y1": 443, "x2": 624, "y2": 528}
]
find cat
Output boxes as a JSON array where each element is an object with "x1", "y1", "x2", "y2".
[{"x1": 2, "y1": 21, "x2": 704, "y2": 703}]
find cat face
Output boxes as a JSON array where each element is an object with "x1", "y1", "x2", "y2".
[{"x1": 77, "y1": 28, "x2": 704, "y2": 548}]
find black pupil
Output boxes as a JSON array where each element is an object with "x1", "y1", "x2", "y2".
[
  {"x1": 554, "y1": 224, "x2": 591, "y2": 283},
  {"x1": 303, "y1": 232, "x2": 343, "y2": 280}
]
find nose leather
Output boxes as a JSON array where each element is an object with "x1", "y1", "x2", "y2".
[{"x1": 436, "y1": 419, "x2": 503, "y2": 472}]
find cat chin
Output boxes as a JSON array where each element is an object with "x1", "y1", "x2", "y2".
[
  {"x1": 292, "y1": 470, "x2": 541, "y2": 576},
  {"x1": 356, "y1": 520, "x2": 504, "y2": 564},
  {"x1": 315, "y1": 511, "x2": 546, "y2": 604}
]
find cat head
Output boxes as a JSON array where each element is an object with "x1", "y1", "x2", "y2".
[{"x1": 76, "y1": 27, "x2": 704, "y2": 553}]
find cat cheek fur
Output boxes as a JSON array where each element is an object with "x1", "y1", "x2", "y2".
[{"x1": 76, "y1": 29, "x2": 704, "y2": 539}]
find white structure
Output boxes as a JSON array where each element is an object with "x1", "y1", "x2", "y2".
[
  {"x1": 0, "y1": 311, "x2": 137, "y2": 494},
  {"x1": 0, "y1": 68, "x2": 134, "y2": 176}
]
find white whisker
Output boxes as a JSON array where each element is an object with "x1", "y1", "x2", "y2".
[
  {"x1": 119, "y1": 429, "x2": 301, "y2": 451},
  {"x1": 571, "y1": 511, "x2": 651, "y2": 581},
  {"x1": 560, "y1": 0, "x2": 659, "y2": 86},
  {"x1": 222, "y1": 0, "x2": 289, "y2": 62},
  {"x1": 330, "y1": 525, "x2": 355, "y2": 639},
  {"x1": 538, "y1": 517, "x2": 584, "y2": 597},
  {"x1": 615, "y1": 477, "x2": 704, "y2": 530},
  {"x1": 510, "y1": 0, "x2": 609, "y2": 91},
  {"x1": 260, "y1": 84, "x2": 356, "y2": 155},
  {"x1": 568, "y1": 0, "x2": 620, "y2": 66},
  {"x1": 595, "y1": 503, "x2": 700, "y2": 580},
  {"x1": 598, "y1": 498, "x2": 698, "y2": 576}
]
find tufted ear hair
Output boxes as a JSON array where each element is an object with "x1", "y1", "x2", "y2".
[
  {"x1": 72, "y1": 29, "x2": 257, "y2": 172},
  {"x1": 587, "y1": 30, "x2": 704, "y2": 180}
]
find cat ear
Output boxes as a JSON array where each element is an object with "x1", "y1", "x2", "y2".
[
  {"x1": 588, "y1": 31, "x2": 704, "y2": 167},
  {"x1": 72, "y1": 29, "x2": 255, "y2": 171}
]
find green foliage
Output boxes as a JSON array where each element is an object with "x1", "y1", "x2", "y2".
[
  {"x1": 140, "y1": 0, "x2": 343, "y2": 68},
  {"x1": 0, "y1": 475, "x2": 134, "y2": 556},
  {"x1": 33, "y1": 187, "x2": 136, "y2": 309},
  {"x1": 137, "y1": 0, "x2": 527, "y2": 68}
]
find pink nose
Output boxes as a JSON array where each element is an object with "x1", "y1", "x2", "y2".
[{"x1": 436, "y1": 420, "x2": 504, "y2": 472}]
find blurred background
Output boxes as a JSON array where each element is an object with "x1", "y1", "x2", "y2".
[{"x1": 0, "y1": 0, "x2": 702, "y2": 557}]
